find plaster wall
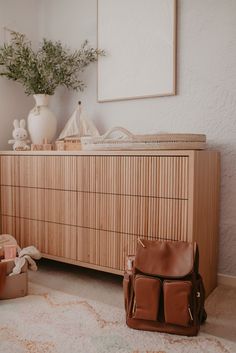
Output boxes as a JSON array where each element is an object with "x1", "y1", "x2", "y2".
[{"x1": 0, "y1": 0, "x2": 40, "y2": 147}]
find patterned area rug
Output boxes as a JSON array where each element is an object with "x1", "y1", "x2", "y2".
[{"x1": 0, "y1": 283, "x2": 235, "y2": 353}]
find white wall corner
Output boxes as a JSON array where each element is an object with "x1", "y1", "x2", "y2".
[{"x1": 217, "y1": 273, "x2": 236, "y2": 288}]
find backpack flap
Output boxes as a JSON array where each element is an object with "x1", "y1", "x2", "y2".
[{"x1": 134, "y1": 239, "x2": 196, "y2": 278}]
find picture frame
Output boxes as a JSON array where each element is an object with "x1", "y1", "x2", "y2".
[{"x1": 97, "y1": 0, "x2": 177, "y2": 102}]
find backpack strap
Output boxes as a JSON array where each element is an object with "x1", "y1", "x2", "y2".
[
  {"x1": 193, "y1": 242, "x2": 199, "y2": 274},
  {"x1": 198, "y1": 274, "x2": 207, "y2": 324}
]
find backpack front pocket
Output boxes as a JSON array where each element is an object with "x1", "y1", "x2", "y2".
[
  {"x1": 164, "y1": 280, "x2": 193, "y2": 327},
  {"x1": 134, "y1": 275, "x2": 161, "y2": 321}
]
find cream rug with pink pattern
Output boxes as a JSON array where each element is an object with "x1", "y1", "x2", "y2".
[{"x1": 0, "y1": 283, "x2": 235, "y2": 353}]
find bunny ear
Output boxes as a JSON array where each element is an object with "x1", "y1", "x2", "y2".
[
  {"x1": 13, "y1": 119, "x2": 19, "y2": 128},
  {"x1": 20, "y1": 119, "x2": 26, "y2": 128}
]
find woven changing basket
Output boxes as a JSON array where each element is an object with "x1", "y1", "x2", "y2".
[{"x1": 81, "y1": 127, "x2": 206, "y2": 151}]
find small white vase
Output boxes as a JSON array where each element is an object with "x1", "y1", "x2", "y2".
[{"x1": 28, "y1": 94, "x2": 57, "y2": 144}]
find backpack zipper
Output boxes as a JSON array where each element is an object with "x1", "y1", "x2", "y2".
[{"x1": 188, "y1": 306, "x2": 193, "y2": 321}]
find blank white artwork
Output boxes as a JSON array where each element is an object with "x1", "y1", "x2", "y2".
[{"x1": 97, "y1": 0, "x2": 176, "y2": 102}]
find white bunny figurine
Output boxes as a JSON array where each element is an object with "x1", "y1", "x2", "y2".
[{"x1": 8, "y1": 119, "x2": 30, "y2": 151}]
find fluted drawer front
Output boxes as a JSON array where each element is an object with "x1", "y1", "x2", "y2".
[
  {"x1": 95, "y1": 156, "x2": 188, "y2": 199},
  {"x1": 96, "y1": 193, "x2": 188, "y2": 240},
  {"x1": 1, "y1": 186, "x2": 188, "y2": 240},
  {"x1": 1, "y1": 186, "x2": 78, "y2": 227},
  {"x1": 77, "y1": 228, "x2": 126, "y2": 270},
  {"x1": 1, "y1": 155, "x2": 188, "y2": 199},
  {"x1": 1, "y1": 216, "x2": 77, "y2": 260},
  {"x1": 1, "y1": 215, "x2": 125, "y2": 270},
  {"x1": 0, "y1": 156, "x2": 96, "y2": 192},
  {"x1": 1, "y1": 213, "x2": 186, "y2": 272}
]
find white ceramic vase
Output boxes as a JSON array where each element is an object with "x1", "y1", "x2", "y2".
[{"x1": 28, "y1": 94, "x2": 57, "y2": 144}]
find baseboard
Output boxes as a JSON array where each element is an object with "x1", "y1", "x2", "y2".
[{"x1": 217, "y1": 273, "x2": 236, "y2": 287}]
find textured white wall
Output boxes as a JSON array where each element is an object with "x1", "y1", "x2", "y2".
[
  {"x1": 0, "y1": 0, "x2": 236, "y2": 276},
  {"x1": 0, "y1": 0, "x2": 41, "y2": 148}
]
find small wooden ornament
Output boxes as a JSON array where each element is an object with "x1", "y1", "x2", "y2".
[
  {"x1": 64, "y1": 137, "x2": 81, "y2": 151},
  {"x1": 31, "y1": 138, "x2": 52, "y2": 151},
  {"x1": 54, "y1": 140, "x2": 65, "y2": 151},
  {"x1": 31, "y1": 144, "x2": 44, "y2": 151},
  {"x1": 42, "y1": 138, "x2": 52, "y2": 150}
]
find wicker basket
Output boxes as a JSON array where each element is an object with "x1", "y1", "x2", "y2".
[{"x1": 81, "y1": 127, "x2": 206, "y2": 151}]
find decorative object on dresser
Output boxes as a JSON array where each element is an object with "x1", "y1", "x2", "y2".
[
  {"x1": 0, "y1": 30, "x2": 104, "y2": 144},
  {"x1": 81, "y1": 127, "x2": 207, "y2": 151},
  {"x1": 0, "y1": 149, "x2": 220, "y2": 296},
  {"x1": 59, "y1": 101, "x2": 100, "y2": 140},
  {"x1": 31, "y1": 138, "x2": 52, "y2": 151},
  {"x1": 8, "y1": 119, "x2": 30, "y2": 151},
  {"x1": 28, "y1": 94, "x2": 57, "y2": 144},
  {"x1": 56, "y1": 101, "x2": 100, "y2": 150},
  {"x1": 55, "y1": 137, "x2": 82, "y2": 151}
]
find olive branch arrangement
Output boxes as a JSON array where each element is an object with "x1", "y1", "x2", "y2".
[{"x1": 0, "y1": 31, "x2": 105, "y2": 95}]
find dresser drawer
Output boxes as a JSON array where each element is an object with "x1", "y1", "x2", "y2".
[
  {"x1": 77, "y1": 228, "x2": 125, "y2": 270},
  {"x1": 1, "y1": 155, "x2": 188, "y2": 199},
  {"x1": 1, "y1": 215, "x2": 77, "y2": 260},
  {"x1": 1, "y1": 186, "x2": 188, "y2": 240},
  {"x1": 0, "y1": 155, "x2": 96, "y2": 192},
  {"x1": 96, "y1": 193, "x2": 188, "y2": 239},
  {"x1": 1, "y1": 186, "x2": 78, "y2": 227},
  {"x1": 95, "y1": 156, "x2": 188, "y2": 199}
]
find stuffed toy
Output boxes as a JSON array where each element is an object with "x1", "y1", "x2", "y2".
[
  {"x1": 8, "y1": 119, "x2": 30, "y2": 151},
  {"x1": 10, "y1": 246, "x2": 41, "y2": 275}
]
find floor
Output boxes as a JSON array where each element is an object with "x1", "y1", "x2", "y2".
[
  {"x1": 30, "y1": 259, "x2": 236, "y2": 343},
  {"x1": 30, "y1": 259, "x2": 124, "y2": 308}
]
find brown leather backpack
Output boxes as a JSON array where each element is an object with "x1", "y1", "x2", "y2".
[{"x1": 123, "y1": 239, "x2": 207, "y2": 336}]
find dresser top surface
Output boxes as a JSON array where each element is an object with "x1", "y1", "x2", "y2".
[{"x1": 0, "y1": 149, "x2": 219, "y2": 157}]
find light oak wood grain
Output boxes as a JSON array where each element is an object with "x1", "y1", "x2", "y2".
[{"x1": 0, "y1": 150, "x2": 220, "y2": 295}]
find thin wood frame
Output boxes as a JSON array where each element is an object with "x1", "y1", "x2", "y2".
[{"x1": 97, "y1": 0, "x2": 177, "y2": 102}]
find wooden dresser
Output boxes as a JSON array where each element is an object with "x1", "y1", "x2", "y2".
[{"x1": 0, "y1": 150, "x2": 220, "y2": 295}]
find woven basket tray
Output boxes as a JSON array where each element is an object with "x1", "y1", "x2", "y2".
[{"x1": 81, "y1": 127, "x2": 206, "y2": 151}]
